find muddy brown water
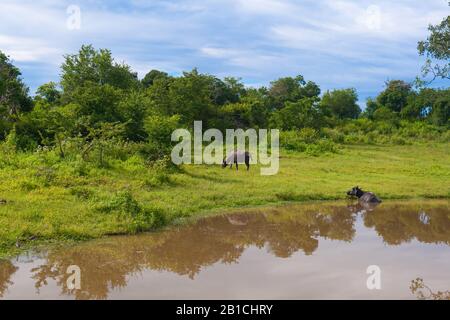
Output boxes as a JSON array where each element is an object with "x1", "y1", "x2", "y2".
[{"x1": 1, "y1": 200, "x2": 449, "y2": 300}]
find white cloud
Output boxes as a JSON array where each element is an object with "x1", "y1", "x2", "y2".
[
  {"x1": 0, "y1": 0, "x2": 447, "y2": 100},
  {"x1": 0, "y1": 35, "x2": 62, "y2": 63},
  {"x1": 233, "y1": 0, "x2": 296, "y2": 16}
]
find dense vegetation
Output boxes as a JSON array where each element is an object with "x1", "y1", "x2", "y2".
[
  {"x1": 0, "y1": 12, "x2": 448, "y2": 257},
  {"x1": 0, "y1": 45, "x2": 449, "y2": 159}
]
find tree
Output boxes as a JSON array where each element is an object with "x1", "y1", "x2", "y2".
[
  {"x1": 219, "y1": 100, "x2": 268, "y2": 129},
  {"x1": 417, "y1": 10, "x2": 450, "y2": 84},
  {"x1": 320, "y1": 88, "x2": 361, "y2": 119},
  {"x1": 35, "y1": 82, "x2": 61, "y2": 105},
  {"x1": 363, "y1": 98, "x2": 379, "y2": 119},
  {"x1": 400, "y1": 88, "x2": 449, "y2": 124},
  {"x1": 147, "y1": 69, "x2": 217, "y2": 127},
  {"x1": 117, "y1": 91, "x2": 152, "y2": 141},
  {"x1": 268, "y1": 75, "x2": 320, "y2": 109},
  {"x1": 0, "y1": 51, "x2": 32, "y2": 121},
  {"x1": 144, "y1": 114, "x2": 181, "y2": 160},
  {"x1": 209, "y1": 77, "x2": 244, "y2": 105},
  {"x1": 60, "y1": 45, "x2": 139, "y2": 99},
  {"x1": 65, "y1": 83, "x2": 124, "y2": 132},
  {"x1": 373, "y1": 106, "x2": 397, "y2": 122},
  {"x1": 141, "y1": 70, "x2": 169, "y2": 88},
  {"x1": 57, "y1": 45, "x2": 144, "y2": 136},
  {"x1": 377, "y1": 80, "x2": 413, "y2": 113},
  {"x1": 269, "y1": 98, "x2": 324, "y2": 130},
  {"x1": 431, "y1": 96, "x2": 449, "y2": 125}
]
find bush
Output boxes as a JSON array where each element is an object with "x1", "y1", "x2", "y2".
[
  {"x1": 305, "y1": 139, "x2": 338, "y2": 156},
  {"x1": 322, "y1": 128, "x2": 344, "y2": 143},
  {"x1": 96, "y1": 191, "x2": 167, "y2": 232},
  {"x1": 280, "y1": 129, "x2": 337, "y2": 154}
]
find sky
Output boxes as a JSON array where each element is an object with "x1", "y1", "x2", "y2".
[{"x1": 0, "y1": 0, "x2": 448, "y2": 107}]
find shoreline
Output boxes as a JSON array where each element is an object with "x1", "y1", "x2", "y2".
[{"x1": 2, "y1": 196, "x2": 448, "y2": 260}]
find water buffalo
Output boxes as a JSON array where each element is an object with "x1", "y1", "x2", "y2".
[
  {"x1": 347, "y1": 186, "x2": 382, "y2": 203},
  {"x1": 222, "y1": 151, "x2": 251, "y2": 171}
]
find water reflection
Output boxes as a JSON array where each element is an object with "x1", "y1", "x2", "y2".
[
  {"x1": 410, "y1": 278, "x2": 450, "y2": 300},
  {"x1": 0, "y1": 260, "x2": 18, "y2": 298},
  {"x1": 363, "y1": 203, "x2": 450, "y2": 245},
  {"x1": 0, "y1": 200, "x2": 449, "y2": 299}
]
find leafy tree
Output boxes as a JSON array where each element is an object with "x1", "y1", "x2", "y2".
[
  {"x1": 430, "y1": 91, "x2": 450, "y2": 125},
  {"x1": 81, "y1": 122, "x2": 126, "y2": 165},
  {"x1": 147, "y1": 69, "x2": 216, "y2": 127},
  {"x1": 363, "y1": 98, "x2": 380, "y2": 119},
  {"x1": 320, "y1": 88, "x2": 361, "y2": 119},
  {"x1": 402, "y1": 88, "x2": 450, "y2": 124},
  {"x1": 377, "y1": 80, "x2": 413, "y2": 113},
  {"x1": 66, "y1": 83, "x2": 124, "y2": 132},
  {"x1": 141, "y1": 70, "x2": 169, "y2": 88},
  {"x1": 220, "y1": 100, "x2": 268, "y2": 129},
  {"x1": 117, "y1": 91, "x2": 151, "y2": 141},
  {"x1": 144, "y1": 114, "x2": 180, "y2": 147},
  {"x1": 268, "y1": 75, "x2": 320, "y2": 109},
  {"x1": 35, "y1": 82, "x2": 61, "y2": 105},
  {"x1": 417, "y1": 10, "x2": 450, "y2": 83},
  {"x1": 270, "y1": 98, "x2": 324, "y2": 130},
  {"x1": 0, "y1": 51, "x2": 32, "y2": 121},
  {"x1": 18, "y1": 100, "x2": 77, "y2": 153},
  {"x1": 144, "y1": 114, "x2": 181, "y2": 160},
  {"x1": 60, "y1": 45, "x2": 139, "y2": 100},
  {"x1": 210, "y1": 77, "x2": 244, "y2": 105},
  {"x1": 373, "y1": 106, "x2": 398, "y2": 122}
]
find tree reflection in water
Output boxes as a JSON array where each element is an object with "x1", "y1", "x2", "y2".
[
  {"x1": 0, "y1": 201, "x2": 448, "y2": 299},
  {"x1": 0, "y1": 260, "x2": 18, "y2": 297},
  {"x1": 410, "y1": 278, "x2": 450, "y2": 300}
]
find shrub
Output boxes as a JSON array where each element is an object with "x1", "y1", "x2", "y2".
[
  {"x1": 305, "y1": 139, "x2": 338, "y2": 156},
  {"x1": 322, "y1": 128, "x2": 344, "y2": 143},
  {"x1": 280, "y1": 130, "x2": 338, "y2": 154},
  {"x1": 95, "y1": 191, "x2": 167, "y2": 232}
]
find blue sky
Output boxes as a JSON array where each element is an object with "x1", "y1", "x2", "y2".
[{"x1": 0, "y1": 0, "x2": 448, "y2": 107}]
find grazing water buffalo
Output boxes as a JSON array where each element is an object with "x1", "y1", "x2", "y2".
[
  {"x1": 222, "y1": 151, "x2": 251, "y2": 171},
  {"x1": 347, "y1": 186, "x2": 382, "y2": 203}
]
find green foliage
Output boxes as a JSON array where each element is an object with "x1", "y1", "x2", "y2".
[
  {"x1": 373, "y1": 106, "x2": 398, "y2": 122},
  {"x1": 141, "y1": 69, "x2": 169, "y2": 88},
  {"x1": 280, "y1": 129, "x2": 338, "y2": 155},
  {"x1": 326, "y1": 119, "x2": 447, "y2": 145},
  {"x1": 417, "y1": 11, "x2": 450, "y2": 83},
  {"x1": 363, "y1": 98, "x2": 379, "y2": 119},
  {"x1": 61, "y1": 44, "x2": 139, "y2": 97},
  {"x1": 270, "y1": 98, "x2": 324, "y2": 130},
  {"x1": 321, "y1": 88, "x2": 361, "y2": 119},
  {"x1": 0, "y1": 51, "x2": 32, "y2": 125},
  {"x1": 430, "y1": 95, "x2": 450, "y2": 126},
  {"x1": 117, "y1": 91, "x2": 151, "y2": 140},
  {"x1": 35, "y1": 82, "x2": 61, "y2": 105},
  {"x1": 377, "y1": 80, "x2": 412, "y2": 113},
  {"x1": 0, "y1": 44, "x2": 448, "y2": 166},
  {"x1": 219, "y1": 100, "x2": 268, "y2": 129},
  {"x1": 268, "y1": 75, "x2": 320, "y2": 109},
  {"x1": 96, "y1": 190, "x2": 166, "y2": 232},
  {"x1": 2, "y1": 142, "x2": 449, "y2": 257}
]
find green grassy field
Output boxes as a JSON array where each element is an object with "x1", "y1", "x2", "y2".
[{"x1": 0, "y1": 143, "x2": 449, "y2": 258}]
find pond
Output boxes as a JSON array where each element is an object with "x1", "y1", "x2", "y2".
[{"x1": 0, "y1": 200, "x2": 449, "y2": 299}]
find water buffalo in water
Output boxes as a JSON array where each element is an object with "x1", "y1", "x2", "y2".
[
  {"x1": 222, "y1": 151, "x2": 251, "y2": 171},
  {"x1": 347, "y1": 186, "x2": 382, "y2": 203}
]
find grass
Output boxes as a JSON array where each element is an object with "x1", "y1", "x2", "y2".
[{"x1": 0, "y1": 142, "x2": 449, "y2": 258}]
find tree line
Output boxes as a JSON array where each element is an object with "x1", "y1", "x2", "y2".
[{"x1": 0, "y1": 12, "x2": 448, "y2": 156}]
